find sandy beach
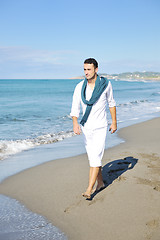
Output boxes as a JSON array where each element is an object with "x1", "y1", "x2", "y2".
[{"x1": 0, "y1": 117, "x2": 160, "y2": 240}]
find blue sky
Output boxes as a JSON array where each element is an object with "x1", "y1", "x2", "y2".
[{"x1": 0, "y1": 0, "x2": 160, "y2": 78}]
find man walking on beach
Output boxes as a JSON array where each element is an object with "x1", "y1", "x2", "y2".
[{"x1": 70, "y1": 58, "x2": 117, "y2": 199}]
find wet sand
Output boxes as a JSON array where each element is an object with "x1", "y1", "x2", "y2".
[{"x1": 0, "y1": 118, "x2": 160, "y2": 240}]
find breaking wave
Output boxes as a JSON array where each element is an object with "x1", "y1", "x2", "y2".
[
  {"x1": 0, "y1": 131, "x2": 75, "y2": 160},
  {"x1": 117, "y1": 99, "x2": 148, "y2": 107}
]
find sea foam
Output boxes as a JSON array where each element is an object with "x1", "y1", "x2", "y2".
[{"x1": 0, "y1": 131, "x2": 75, "y2": 160}]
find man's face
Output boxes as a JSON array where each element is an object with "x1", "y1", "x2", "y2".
[{"x1": 84, "y1": 63, "x2": 98, "y2": 80}]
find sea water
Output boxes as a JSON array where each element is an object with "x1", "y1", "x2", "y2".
[
  {"x1": 0, "y1": 78, "x2": 160, "y2": 239},
  {"x1": 0, "y1": 78, "x2": 160, "y2": 161}
]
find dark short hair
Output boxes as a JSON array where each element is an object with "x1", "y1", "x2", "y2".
[{"x1": 84, "y1": 58, "x2": 98, "y2": 69}]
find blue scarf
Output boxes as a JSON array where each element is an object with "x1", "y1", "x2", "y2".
[{"x1": 80, "y1": 75, "x2": 108, "y2": 126}]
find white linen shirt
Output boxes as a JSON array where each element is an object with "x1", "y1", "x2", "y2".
[{"x1": 70, "y1": 80, "x2": 116, "y2": 130}]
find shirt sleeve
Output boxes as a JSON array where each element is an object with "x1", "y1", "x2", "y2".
[
  {"x1": 106, "y1": 81, "x2": 116, "y2": 108},
  {"x1": 70, "y1": 83, "x2": 81, "y2": 118}
]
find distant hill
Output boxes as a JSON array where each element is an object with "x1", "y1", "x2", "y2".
[
  {"x1": 71, "y1": 72, "x2": 160, "y2": 80},
  {"x1": 102, "y1": 71, "x2": 160, "y2": 80}
]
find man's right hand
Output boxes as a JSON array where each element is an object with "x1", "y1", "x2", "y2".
[
  {"x1": 73, "y1": 123, "x2": 81, "y2": 135},
  {"x1": 72, "y1": 117, "x2": 81, "y2": 135}
]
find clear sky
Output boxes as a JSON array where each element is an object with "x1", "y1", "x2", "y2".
[{"x1": 0, "y1": 0, "x2": 160, "y2": 78}]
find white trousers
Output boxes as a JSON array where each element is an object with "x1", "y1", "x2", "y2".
[{"x1": 82, "y1": 127, "x2": 107, "y2": 167}]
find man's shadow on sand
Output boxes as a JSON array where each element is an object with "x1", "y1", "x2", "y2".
[{"x1": 90, "y1": 156, "x2": 138, "y2": 200}]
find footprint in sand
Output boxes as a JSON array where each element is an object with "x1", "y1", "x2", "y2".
[
  {"x1": 64, "y1": 199, "x2": 82, "y2": 213},
  {"x1": 146, "y1": 219, "x2": 159, "y2": 228},
  {"x1": 136, "y1": 178, "x2": 160, "y2": 192},
  {"x1": 145, "y1": 219, "x2": 160, "y2": 240},
  {"x1": 117, "y1": 176, "x2": 126, "y2": 181}
]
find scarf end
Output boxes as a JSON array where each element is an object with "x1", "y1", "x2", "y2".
[{"x1": 80, "y1": 119, "x2": 85, "y2": 127}]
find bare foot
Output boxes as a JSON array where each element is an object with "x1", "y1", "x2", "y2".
[
  {"x1": 82, "y1": 189, "x2": 92, "y2": 199},
  {"x1": 94, "y1": 182, "x2": 105, "y2": 192}
]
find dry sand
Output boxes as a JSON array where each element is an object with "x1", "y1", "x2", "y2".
[{"x1": 0, "y1": 118, "x2": 160, "y2": 240}]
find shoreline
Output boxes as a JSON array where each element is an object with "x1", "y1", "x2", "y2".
[
  {"x1": 1, "y1": 113, "x2": 159, "y2": 182},
  {"x1": 0, "y1": 118, "x2": 160, "y2": 240}
]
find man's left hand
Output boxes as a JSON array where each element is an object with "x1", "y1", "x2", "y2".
[{"x1": 109, "y1": 122, "x2": 117, "y2": 134}]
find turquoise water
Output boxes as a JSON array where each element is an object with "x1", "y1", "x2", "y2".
[{"x1": 0, "y1": 78, "x2": 160, "y2": 160}]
